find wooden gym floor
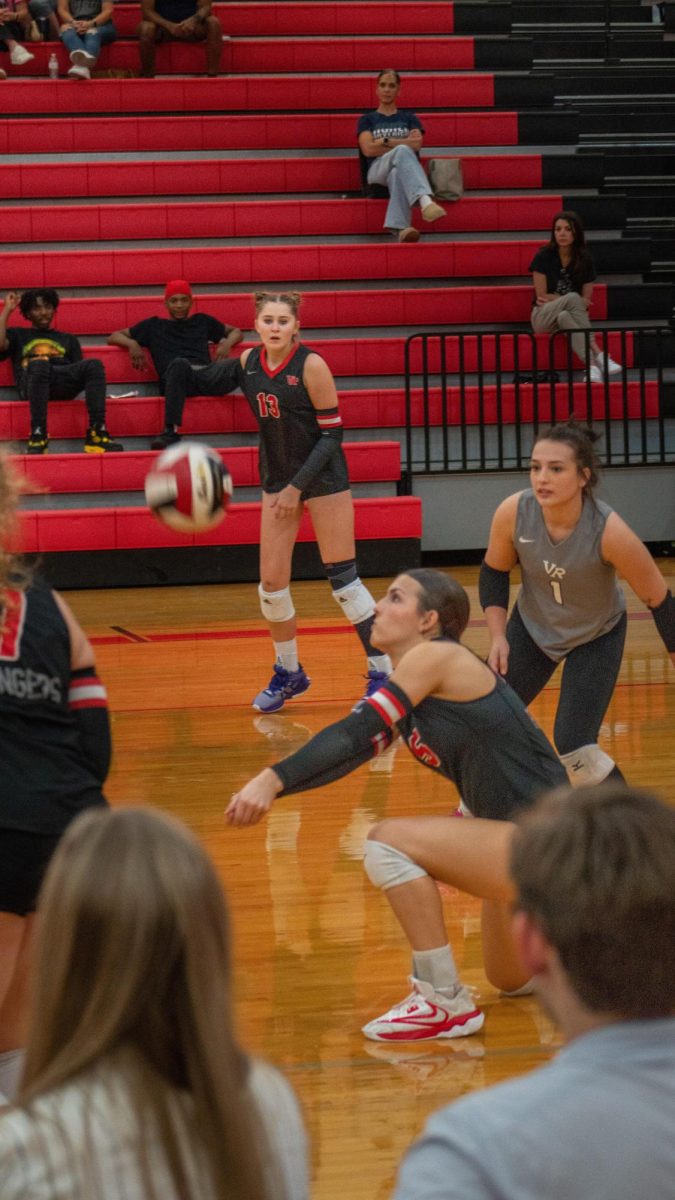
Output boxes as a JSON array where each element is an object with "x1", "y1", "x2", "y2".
[{"x1": 71, "y1": 563, "x2": 675, "y2": 1200}]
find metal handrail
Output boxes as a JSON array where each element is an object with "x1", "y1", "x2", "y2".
[{"x1": 402, "y1": 325, "x2": 674, "y2": 489}]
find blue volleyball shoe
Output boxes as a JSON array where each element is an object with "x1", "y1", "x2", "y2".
[{"x1": 252, "y1": 664, "x2": 311, "y2": 713}]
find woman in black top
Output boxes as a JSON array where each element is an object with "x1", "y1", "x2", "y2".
[
  {"x1": 530, "y1": 210, "x2": 620, "y2": 381},
  {"x1": 239, "y1": 292, "x2": 391, "y2": 714},
  {"x1": 228, "y1": 570, "x2": 566, "y2": 1041},
  {"x1": 0, "y1": 452, "x2": 111, "y2": 1100}
]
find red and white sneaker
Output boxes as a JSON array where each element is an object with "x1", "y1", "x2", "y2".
[{"x1": 362, "y1": 977, "x2": 484, "y2": 1042}]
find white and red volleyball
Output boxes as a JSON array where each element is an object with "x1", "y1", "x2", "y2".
[{"x1": 144, "y1": 442, "x2": 232, "y2": 533}]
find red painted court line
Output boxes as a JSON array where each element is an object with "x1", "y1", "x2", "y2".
[{"x1": 92, "y1": 609, "x2": 652, "y2": 648}]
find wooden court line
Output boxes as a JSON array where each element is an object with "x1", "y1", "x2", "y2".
[{"x1": 93, "y1": 610, "x2": 654, "y2": 647}]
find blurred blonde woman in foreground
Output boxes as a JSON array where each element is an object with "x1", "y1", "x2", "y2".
[{"x1": 0, "y1": 807, "x2": 309, "y2": 1200}]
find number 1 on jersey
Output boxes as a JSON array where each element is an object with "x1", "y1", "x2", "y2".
[{"x1": 549, "y1": 579, "x2": 563, "y2": 605}]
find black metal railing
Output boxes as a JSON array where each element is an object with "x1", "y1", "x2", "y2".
[{"x1": 402, "y1": 325, "x2": 675, "y2": 491}]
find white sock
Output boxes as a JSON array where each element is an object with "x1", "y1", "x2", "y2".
[
  {"x1": 274, "y1": 640, "x2": 299, "y2": 672},
  {"x1": 413, "y1": 944, "x2": 460, "y2": 994},
  {"x1": 367, "y1": 654, "x2": 390, "y2": 674},
  {"x1": 0, "y1": 1049, "x2": 25, "y2": 1103},
  {"x1": 420, "y1": 194, "x2": 433, "y2": 209}
]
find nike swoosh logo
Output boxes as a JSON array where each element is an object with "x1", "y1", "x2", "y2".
[
  {"x1": 246, "y1": 369, "x2": 257, "y2": 374},
  {"x1": 518, "y1": 537, "x2": 535, "y2": 543}
]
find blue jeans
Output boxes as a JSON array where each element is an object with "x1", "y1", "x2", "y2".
[
  {"x1": 60, "y1": 20, "x2": 116, "y2": 62},
  {"x1": 366, "y1": 145, "x2": 432, "y2": 232}
]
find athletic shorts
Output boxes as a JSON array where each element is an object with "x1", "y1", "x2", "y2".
[
  {"x1": 263, "y1": 454, "x2": 351, "y2": 501},
  {"x1": 0, "y1": 829, "x2": 64, "y2": 916}
]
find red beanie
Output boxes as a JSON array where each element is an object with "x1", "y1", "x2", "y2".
[{"x1": 164, "y1": 279, "x2": 192, "y2": 299}]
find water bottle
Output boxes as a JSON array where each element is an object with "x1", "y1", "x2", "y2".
[{"x1": 48, "y1": 53, "x2": 59, "y2": 79}]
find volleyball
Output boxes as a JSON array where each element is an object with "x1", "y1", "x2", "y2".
[{"x1": 144, "y1": 442, "x2": 232, "y2": 533}]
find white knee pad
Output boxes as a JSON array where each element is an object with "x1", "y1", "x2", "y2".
[
  {"x1": 364, "y1": 839, "x2": 428, "y2": 891},
  {"x1": 258, "y1": 584, "x2": 295, "y2": 624},
  {"x1": 332, "y1": 578, "x2": 375, "y2": 625},
  {"x1": 560, "y1": 744, "x2": 615, "y2": 786}
]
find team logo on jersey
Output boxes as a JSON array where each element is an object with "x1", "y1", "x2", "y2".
[
  {"x1": 286, "y1": 374, "x2": 299, "y2": 386},
  {"x1": 407, "y1": 727, "x2": 441, "y2": 768},
  {"x1": 543, "y1": 560, "x2": 566, "y2": 580},
  {"x1": 0, "y1": 590, "x2": 26, "y2": 661}
]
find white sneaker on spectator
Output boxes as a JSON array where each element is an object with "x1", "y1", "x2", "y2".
[
  {"x1": 602, "y1": 354, "x2": 622, "y2": 375},
  {"x1": 10, "y1": 44, "x2": 34, "y2": 65},
  {"x1": 70, "y1": 48, "x2": 96, "y2": 65},
  {"x1": 68, "y1": 63, "x2": 91, "y2": 79},
  {"x1": 583, "y1": 364, "x2": 604, "y2": 383}
]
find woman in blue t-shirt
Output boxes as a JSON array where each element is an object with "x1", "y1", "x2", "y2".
[
  {"x1": 357, "y1": 69, "x2": 446, "y2": 243},
  {"x1": 529, "y1": 210, "x2": 620, "y2": 381}
]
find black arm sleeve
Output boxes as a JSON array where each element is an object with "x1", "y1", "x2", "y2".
[
  {"x1": 289, "y1": 426, "x2": 343, "y2": 492},
  {"x1": 274, "y1": 682, "x2": 413, "y2": 795},
  {"x1": 650, "y1": 589, "x2": 675, "y2": 652},
  {"x1": 478, "y1": 559, "x2": 510, "y2": 610},
  {"x1": 69, "y1": 667, "x2": 112, "y2": 784}
]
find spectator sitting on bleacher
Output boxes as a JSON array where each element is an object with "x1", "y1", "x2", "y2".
[
  {"x1": 28, "y1": 0, "x2": 59, "y2": 40},
  {"x1": 57, "y1": 0, "x2": 116, "y2": 80},
  {"x1": 357, "y1": 69, "x2": 446, "y2": 244},
  {"x1": 393, "y1": 782, "x2": 675, "y2": 1200},
  {"x1": 137, "y1": 0, "x2": 223, "y2": 77},
  {"x1": 0, "y1": 0, "x2": 34, "y2": 72},
  {"x1": 0, "y1": 806, "x2": 310, "y2": 1199},
  {"x1": 530, "y1": 210, "x2": 621, "y2": 381},
  {"x1": 108, "y1": 280, "x2": 242, "y2": 450},
  {"x1": 0, "y1": 289, "x2": 123, "y2": 456}
]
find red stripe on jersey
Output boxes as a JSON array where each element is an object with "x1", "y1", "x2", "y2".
[
  {"x1": 367, "y1": 688, "x2": 407, "y2": 726},
  {"x1": 317, "y1": 410, "x2": 342, "y2": 428},
  {"x1": 260, "y1": 345, "x2": 297, "y2": 379},
  {"x1": 68, "y1": 674, "x2": 108, "y2": 709},
  {"x1": 0, "y1": 590, "x2": 26, "y2": 661}
]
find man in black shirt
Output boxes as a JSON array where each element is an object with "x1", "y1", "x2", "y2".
[
  {"x1": 108, "y1": 279, "x2": 242, "y2": 450},
  {"x1": 137, "y1": 0, "x2": 223, "y2": 78},
  {"x1": 0, "y1": 288, "x2": 123, "y2": 456}
]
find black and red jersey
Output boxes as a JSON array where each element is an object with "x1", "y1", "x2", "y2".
[
  {"x1": 0, "y1": 580, "x2": 106, "y2": 833},
  {"x1": 240, "y1": 343, "x2": 349, "y2": 494}
]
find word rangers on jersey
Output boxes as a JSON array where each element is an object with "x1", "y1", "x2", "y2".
[{"x1": 0, "y1": 666, "x2": 62, "y2": 703}]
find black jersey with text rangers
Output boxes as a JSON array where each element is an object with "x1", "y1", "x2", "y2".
[{"x1": 0, "y1": 581, "x2": 105, "y2": 833}]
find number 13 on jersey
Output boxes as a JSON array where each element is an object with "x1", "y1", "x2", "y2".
[{"x1": 257, "y1": 392, "x2": 280, "y2": 420}]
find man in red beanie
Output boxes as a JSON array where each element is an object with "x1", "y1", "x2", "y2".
[{"x1": 108, "y1": 280, "x2": 242, "y2": 449}]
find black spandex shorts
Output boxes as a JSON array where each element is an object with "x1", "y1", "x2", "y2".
[{"x1": 0, "y1": 829, "x2": 65, "y2": 916}]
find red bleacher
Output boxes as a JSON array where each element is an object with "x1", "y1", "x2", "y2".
[
  {"x1": 1, "y1": 2, "x2": 641, "y2": 581},
  {"x1": 1, "y1": 197, "x2": 566, "y2": 242},
  {"x1": 13, "y1": 442, "x2": 402, "y2": 494},
  {"x1": 16, "y1": 496, "x2": 422, "y2": 554}
]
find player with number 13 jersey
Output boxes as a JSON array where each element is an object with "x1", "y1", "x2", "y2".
[
  {"x1": 241, "y1": 340, "x2": 349, "y2": 498},
  {"x1": 235, "y1": 292, "x2": 391, "y2": 714}
]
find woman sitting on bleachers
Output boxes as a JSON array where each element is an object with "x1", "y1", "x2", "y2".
[
  {"x1": 0, "y1": 806, "x2": 309, "y2": 1200},
  {"x1": 530, "y1": 210, "x2": 621, "y2": 381},
  {"x1": 57, "y1": 0, "x2": 116, "y2": 79},
  {"x1": 357, "y1": 69, "x2": 446, "y2": 243}
]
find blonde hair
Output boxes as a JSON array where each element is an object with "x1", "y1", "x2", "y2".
[
  {"x1": 253, "y1": 291, "x2": 302, "y2": 317},
  {"x1": 21, "y1": 807, "x2": 281, "y2": 1200}
]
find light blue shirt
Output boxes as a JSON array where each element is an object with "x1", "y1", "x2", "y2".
[{"x1": 394, "y1": 1019, "x2": 675, "y2": 1200}]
